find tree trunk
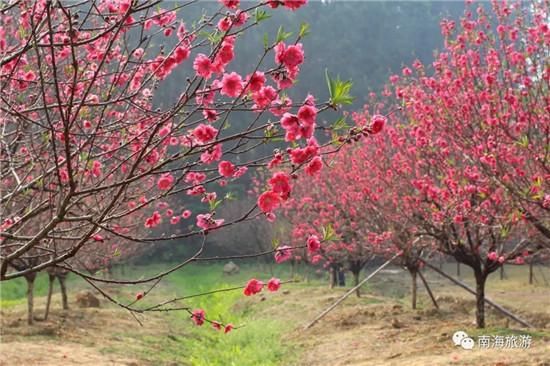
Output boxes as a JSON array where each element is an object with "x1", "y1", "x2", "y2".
[
  {"x1": 474, "y1": 270, "x2": 487, "y2": 328},
  {"x1": 529, "y1": 261, "x2": 534, "y2": 285},
  {"x1": 500, "y1": 265, "x2": 505, "y2": 280},
  {"x1": 58, "y1": 274, "x2": 69, "y2": 310},
  {"x1": 44, "y1": 273, "x2": 55, "y2": 320},
  {"x1": 410, "y1": 269, "x2": 418, "y2": 310},
  {"x1": 352, "y1": 270, "x2": 360, "y2": 297},
  {"x1": 329, "y1": 268, "x2": 337, "y2": 289},
  {"x1": 337, "y1": 269, "x2": 346, "y2": 287},
  {"x1": 456, "y1": 262, "x2": 461, "y2": 277},
  {"x1": 25, "y1": 274, "x2": 36, "y2": 325}
]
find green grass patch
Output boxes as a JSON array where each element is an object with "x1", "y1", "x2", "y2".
[{"x1": 101, "y1": 262, "x2": 310, "y2": 365}]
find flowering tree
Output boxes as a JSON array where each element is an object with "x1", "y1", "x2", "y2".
[
  {"x1": 0, "y1": 0, "x2": 358, "y2": 328},
  {"x1": 281, "y1": 112, "x2": 438, "y2": 304},
  {"x1": 357, "y1": 0, "x2": 549, "y2": 328}
]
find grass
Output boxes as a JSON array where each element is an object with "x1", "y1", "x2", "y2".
[
  {"x1": 4, "y1": 261, "x2": 547, "y2": 365},
  {"x1": 91, "y1": 261, "x2": 317, "y2": 365},
  {"x1": 0, "y1": 273, "x2": 50, "y2": 308}
]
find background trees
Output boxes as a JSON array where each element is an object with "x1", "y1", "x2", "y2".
[{"x1": 281, "y1": 0, "x2": 549, "y2": 328}]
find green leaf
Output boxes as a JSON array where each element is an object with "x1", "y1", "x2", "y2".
[
  {"x1": 276, "y1": 26, "x2": 293, "y2": 43},
  {"x1": 209, "y1": 199, "x2": 222, "y2": 211},
  {"x1": 500, "y1": 225, "x2": 509, "y2": 238},
  {"x1": 263, "y1": 32, "x2": 269, "y2": 50},
  {"x1": 321, "y1": 223, "x2": 337, "y2": 242},
  {"x1": 255, "y1": 8, "x2": 271, "y2": 23},
  {"x1": 299, "y1": 22, "x2": 310, "y2": 38},
  {"x1": 113, "y1": 248, "x2": 121, "y2": 257},
  {"x1": 325, "y1": 69, "x2": 354, "y2": 106},
  {"x1": 332, "y1": 116, "x2": 349, "y2": 131},
  {"x1": 272, "y1": 238, "x2": 280, "y2": 249},
  {"x1": 515, "y1": 135, "x2": 529, "y2": 148}
]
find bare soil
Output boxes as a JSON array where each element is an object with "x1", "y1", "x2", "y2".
[{"x1": 1, "y1": 265, "x2": 549, "y2": 366}]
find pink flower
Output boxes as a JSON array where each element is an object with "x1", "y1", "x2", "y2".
[
  {"x1": 196, "y1": 213, "x2": 224, "y2": 230},
  {"x1": 136, "y1": 292, "x2": 144, "y2": 300},
  {"x1": 193, "y1": 54, "x2": 213, "y2": 79},
  {"x1": 224, "y1": 323, "x2": 234, "y2": 333},
  {"x1": 283, "y1": 0, "x2": 307, "y2": 11},
  {"x1": 233, "y1": 166, "x2": 248, "y2": 178},
  {"x1": 267, "y1": 278, "x2": 281, "y2": 292},
  {"x1": 307, "y1": 235, "x2": 321, "y2": 253},
  {"x1": 297, "y1": 103, "x2": 317, "y2": 126},
  {"x1": 221, "y1": 72, "x2": 243, "y2": 97},
  {"x1": 274, "y1": 245, "x2": 293, "y2": 263},
  {"x1": 243, "y1": 278, "x2": 264, "y2": 296},
  {"x1": 212, "y1": 321, "x2": 222, "y2": 330},
  {"x1": 246, "y1": 71, "x2": 265, "y2": 92},
  {"x1": 181, "y1": 210, "x2": 192, "y2": 219},
  {"x1": 369, "y1": 115, "x2": 386, "y2": 134},
  {"x1": 193, "y1": 124, "x2": 218, "y2": 143},
  {"x1": 144, "y1": 211, "x2": 162, "y2": 228},
  {"x1": 92, "y1": 234, "x2": 104, "y2": 242},
  {"x1": 498, "y1": 256, "x2": 505, "y2": 264},
  {"x1": 220, "y1": 0, "x2": 239, "y2": 9},
  {"x1": 268, "y1": 172, "x2": 292, "y2": 200},
  {"x1": 91, "y1": 160, "x2": 102, "y2": 177},
  {"x1": 515, "y1": 256, "x2": 525, "y2": 265},
  {"x1": 157, "y1": 173, "x2": 174, "y2": 190},
  {"x1": 266, "y1": 212, "x2": 276, "y2": 222},
  {"x1": 487, "y1": 251, "x2": 498, "y2": 261},
  {"x1": 218, "y1": 160, "x2": 236, "y2": 177},
  {"x1": 311, "y1": 255, "x2": 322, "y2": 264},
  {"x1": 200, "y1": 144, "x2": 223, "y2": 164},
  {"x1": 305, "y1": 156, "x2": 323, "y2": 176},
  {"x1": 258, "y1": 191, "x2": 282, "y2": 213},
  {"x1": 170, "y1": 216, "x2": 180, "y2": 225},
  {"x1": 233, "y1": 11, "x2": 248, "y2": 26},
  {"x1": 191, "y1": 309, "x2": 206, "y2": 326},
  {"x1": 174, "y1": 46, "x2": 190, "y2": 63},
  {"x1": 275, "y1": 42, "x2": 304, "y2": 69},
  {"x1": 218, "y1": 17, "x2": 232, "y2": 32}
]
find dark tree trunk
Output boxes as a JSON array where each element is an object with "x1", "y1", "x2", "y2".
[
  {"x1": 329, "y1": 267, "x2": 337, "y2": 289},
  {"x1": 410, "y1": 268, "x2": 418, "y2": 310},
  {"x1": 25, "y1": 273, "x2": 36, "y2": 325},
  {"x1": 529, "y1": 261, "x2": 534, "y2": 285},
  {"x1": 44, "y1": 273, "x2": 55, "y2": 320},
  {"x1": 474, "y1": 269, "x2": 488, "y2": 328},
  {"x1": 337, "y1": 269, "x2": 346, "y2": 287},
  {"x1": 456, "y1": 262, "x2": 461, "y2": 277},
  {"x1": 352, "y1": 270, "x2": 360, "y2": 297},
  {"x1": 500, "y1": 265, "x2": 505, "y2": 280},
  {"x1": 58, "y1": 274, "x2": 69, "y2": 310}
]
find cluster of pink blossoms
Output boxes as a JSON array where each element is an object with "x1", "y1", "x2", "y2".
[
  {"x1": 191, "y1": 309, "x2": 234, "y2": 333},
  {"x1": 243, "y1": 277, "x2": 281, "y2": 296}
]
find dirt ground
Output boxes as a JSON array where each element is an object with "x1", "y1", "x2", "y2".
[
  {"x1": 285, "y1": 291, "x2": 550, "y2": 366},
  {"x1": 1, "y1": 266, "x2": 550, "y2": 366}
]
